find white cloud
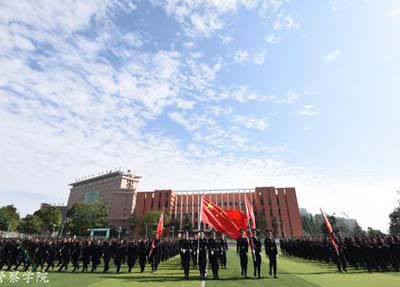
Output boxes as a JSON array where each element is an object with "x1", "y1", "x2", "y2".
[
  {"x1": 275, "y1": 91, "x2": 300, "y2": 104},
  {"x1": 220, "y1": 35, "x2": 233, "y2": 45},
  {"x1": 233, "y1": 115, "x2": 269, "y2": 130},
  {"x1": 264, "y1": 33, "x2": 282, "y2": 44},
  {"x1": 323, "y1": 49, "x2": 342, "y2": 64},
  {"x1": 273, "y1": 12, "x2": 300, "y2": 30},
  {"x1": 299, "y1": 105, "x2": 319, "y2": 116},
  {"x1": 390, "y1": 8, "x2": 400, "y2": 17},
  {"x1": 232, "y1": 49, "x2": 250, "y2": 63},
  {"x1": 253, "y1": 51, "x2": 266, "y2": 65}
]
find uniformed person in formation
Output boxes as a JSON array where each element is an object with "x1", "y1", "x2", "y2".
[
  {"x1": 208, "y1": 231, "x2": 221, "y2": 279},
  {"x1": 264, "y1": 230, "x2": 278, "y2": 278},
  {"x1": 219, "y1": 234, "x2": 228, "y2": 269},
  {"x1": 236, "y1": 229, "x2": 249, "y2": 278},
  {"x1": 179, "y1": 231, "x2": 192, "y2": 280},
  {"x1": 251, "y1": 229, "x2": 262, "y2": 279},
  {"x1": 198, "y1": 231, "x2": 208, "y2": 280}
]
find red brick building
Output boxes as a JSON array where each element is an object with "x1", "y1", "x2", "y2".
[
  {"x1": 134, "y1": 187, "x2": 303, "y2": 238},
  {"x1": 67, "y1": 170, "x2": 303, "y2": 238}
]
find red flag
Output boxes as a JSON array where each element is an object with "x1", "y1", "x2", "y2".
[
  {"x1": 156, "y1": 212, "x2": 164, "y2": 238},
  {"x1": 201, "y1": 197, "x2": 247, "y2": 239},
  {"x1": 244, "y1": 195, "x2": 256, "y2": 229},
  {"x1": 224, "y1": 210, "x2": 248, "y2": 230},
  {"x1": 320, "y1": 209, "x2": 339, "y2": 254}
]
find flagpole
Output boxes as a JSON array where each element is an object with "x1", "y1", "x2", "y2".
[{"x1": 197, "y1": 194, "x2": 203, "y2": 265}]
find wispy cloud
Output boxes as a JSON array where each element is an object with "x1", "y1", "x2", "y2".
[
  {"x1": 265, "y1": 33, "x2": 282, "y2": 44},
  {"x1": 323, "y1": 49, "x2": 342, "y2": 64},
  {"x1": 390, "y1": 8, "x2": 400, "y2": 17},
  {"x1": 298, "y1": 105, "x2": 319, "y2": 116},
  {"x1": 233, "y1": 115, "x2": 269, "y2": 131}
]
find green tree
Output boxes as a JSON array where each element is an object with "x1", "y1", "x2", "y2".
[
  {"x1": 66, "y1": 202, "x2": 107, "y2": 235},
  {"x1": 0, "y1": 205, "x2": 20, "y2": 231},
  {"x1": 389, "y1": 206, "x2": 400, "y2": 235},
  {"x1": 367, "y1": 227, "x2": 383, "y2": 237},
  {"x1": 17, "y1": 215, "x2": 43, "y2": 234},
  {"x1": 141, "y1": 211, "x2": 169, "y2": 237},
  {"x1": 130, "y1": 213, "x2": 138, "y2": 232},
  {"x1": 33, "y1": 206, "x2": 62, "y2": 233},
  {"x1": 352, "y1": 221, "x2": 366, "y2": 237}
]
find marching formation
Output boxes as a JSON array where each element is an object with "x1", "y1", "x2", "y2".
[
  {"x1": 0, "y1": 237, "x2": 179, "y2": 273},
  {"x1": 281, "y1": 235, "x2": 400, "y2": 272},
  {"x1": 178, "y1": 229, "x2": 279, "y2": 280}
]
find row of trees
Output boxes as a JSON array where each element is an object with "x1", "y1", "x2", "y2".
[
  {"x1": 389, "y1": 190, "x2": 400, "y2": 235},
  {"x1": 300, "y1": 209, "x2": 384, "y2": 237},
  {"x1": 0, "y1": 204, "x2": 63, "y2": 234},
  {"x1": 0, "y1": 203, "x2": 169, "y2": 237}
]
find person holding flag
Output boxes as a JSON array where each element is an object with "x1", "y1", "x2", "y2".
[
  {"x1": 149, "y1": 211, "x2": 164, "y2": 273},
  {"x1": 320, "y1": 209, "x2": 347, "y2": 272}
]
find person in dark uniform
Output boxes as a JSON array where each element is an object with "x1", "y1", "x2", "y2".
[
  {"x1": 70, "y1": 240, "x2": 81, "y2": 272},
  {"x1": 191, "y1": 233, "x2": 198, "y2": 269},
  {"x1": 264, "y1": 230, "x2": 278, "y2": 279},
  {"x1": 138, "y1": 239, "x2": 148, "y2": 272},
  {"x1": 251, "y1": 229, "x2": 262, "y2": 279},
  {"x1": 208, "y1": 231, "x2": 221, "y2": 279},
  {"x1": 81, "y1": 240, "x2": 91, "y2": 272},
  {"x1": 91, "y1": 240, "x2": 102, "y2": 272},
  {"x1": 127, "y1": 240, "x2": 137, "y2": 272},
  {"x1": 198, "y1": 231, "x2": 208, "y2": 280},
  {"x1": 219, "y1": 234, "x2": 228, "y2": 269},
  {"x1": 237, "y1": 229, "x2": 249, "y2": 278},
  {"x1": 58, "y1": 239, "x2": 71, "y2": 272},
  {"x1": 149, "y1": 237, "x2": 160, "y2": 273},
  {"x1": 179, "y1": 231, "x2": 192, "y2": 280},
  {"x1": 102, "y1": 240, "x2": 112, "y2": 272},
  {"x1": 113, "y1": 240, "x2": 125, "y2": 274}
]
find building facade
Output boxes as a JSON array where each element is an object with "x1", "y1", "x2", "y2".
[
  {"x1": 67, "y1": 170, "x2": 140, "y2": 228},
  {"x1": 134, "y1": 187, "x2": 303, "y2": 238},
  {"x1": 66, "y1": 171, "x2": 303, "y2": 238}
]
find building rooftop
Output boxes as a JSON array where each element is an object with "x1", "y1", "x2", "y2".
[{"x1": 70, "y1": 170, "x2": 141, "y2": 187}]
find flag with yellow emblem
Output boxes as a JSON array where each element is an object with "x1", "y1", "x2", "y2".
[{"x1": 201, "y1": 196, "x2": 247, "y2": 239}]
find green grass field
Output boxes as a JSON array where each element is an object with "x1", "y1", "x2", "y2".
[{"x1": 1, "y1": 249, "x2": 399, "y2": 287}]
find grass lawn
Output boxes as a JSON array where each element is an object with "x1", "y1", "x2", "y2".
[{"x1": 1, "y1": 249, "x2": 399, "y2": 287}]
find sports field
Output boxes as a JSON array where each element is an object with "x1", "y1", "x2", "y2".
[{"x1": 1, "y1": 249, "x2": 399, "y2": 287}]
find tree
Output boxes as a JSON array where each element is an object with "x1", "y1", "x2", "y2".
[
  {"x1": 301, "y1": 213, "x2": 320, "y2": 236},
  {"x1": 140, "y1": 211, "x2": 170, "y2": 237},
  {"x1": 66, "y1": 202, "x2": 107, "y2": 235},
  {"x1": 17, "y1": 215, "x2": 43, "y2": 234},
  {"x1": 0, "y1": 205, "x2": 20, "y2": 231},
  {"x1": 352, "y1": 221, "x2": 366, "y2": 237},
  {"x1": 389, "y1": 206, "x2": 400, "y2": 235},
  {"x1": 33, "y1": 206, "x2": 62, "y2": 233},
  {"x1": 367, "y1": 227, "x2": 383, "y2": 237},
  {"x1": 130, "y1": 213, "x2": 138, "y2": 233}
]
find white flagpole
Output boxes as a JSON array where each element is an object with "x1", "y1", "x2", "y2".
[{"x1": 197, "y1": 195, "x2": 203, "y2": 264}]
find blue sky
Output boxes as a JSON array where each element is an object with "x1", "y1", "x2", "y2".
[{"x1": 1, "y1": 0, "x2": 399, "y2": 232}]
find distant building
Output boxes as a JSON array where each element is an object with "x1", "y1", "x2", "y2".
[
  {"x1": 67, "y1": 170, "x2": 140, "y2": 228},
  {"x1": 66, "y1": 170, "x2": 304, "y2": 238}
]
